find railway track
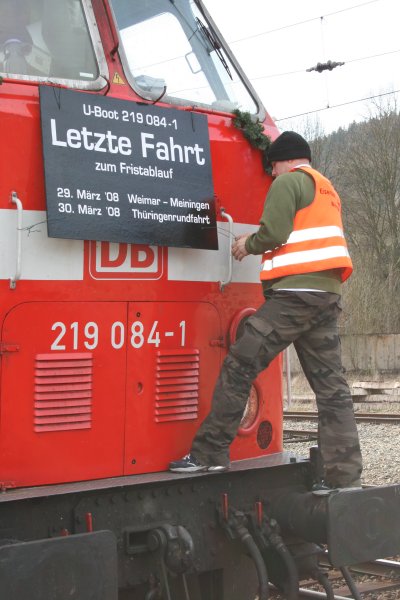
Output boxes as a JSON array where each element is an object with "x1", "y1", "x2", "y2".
[
  {"x1": 269, "y1": 558, "x2": 400, "y2": 599},
  {"x1": 284, "y1": 411, "x2": 400, "y2": 423},
  {"x1": 283, "y1": 428, "x2": 318, "y2": 441}
]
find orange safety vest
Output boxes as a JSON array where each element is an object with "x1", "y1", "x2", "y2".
[{"x1": 260, "y1": 165, "x2": 353, "y2": 282}]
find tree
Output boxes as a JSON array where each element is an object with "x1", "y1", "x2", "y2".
[
  {"x1": 296, "y1": 96, "x2": 400, "y2": 333},
  {"x1": 335, "y1": 95, "x2": 400, "y2": 333}
]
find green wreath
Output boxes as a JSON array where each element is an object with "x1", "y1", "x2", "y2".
[{"x1": 232, "y1": 109, "x2": 272, "y2": 174}]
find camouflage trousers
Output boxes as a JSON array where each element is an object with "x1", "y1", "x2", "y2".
[{"x1": 191, "y1": 290, "x2": 362, "y2": 487}]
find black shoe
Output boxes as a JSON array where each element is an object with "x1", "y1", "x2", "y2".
[
  {"x1": 169, "y1": 453, "x2": 207, "y2": 473},
  {"x1": 169, "y1": 453, "x2": 228, "y2": 473}
]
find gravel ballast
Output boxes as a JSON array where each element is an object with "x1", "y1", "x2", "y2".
[{"x1": 283, "y1": 419, "x2": 400, "y2": 487}]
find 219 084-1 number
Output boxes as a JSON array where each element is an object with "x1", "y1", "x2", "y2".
[{"x1": 50, "y1": 320, "x2": 186, "y2": 351}]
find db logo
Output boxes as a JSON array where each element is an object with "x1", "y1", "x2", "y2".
[{"x1": 88, "y1": 241, "x2": 164, "y2": 279}]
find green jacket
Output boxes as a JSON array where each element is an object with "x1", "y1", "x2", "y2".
[{"x1": 245, "y1": 169, "x2": 342, "y2": 296}]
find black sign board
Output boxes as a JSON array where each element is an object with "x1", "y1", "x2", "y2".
[{"x1": 39, "y1": 87, "x2": 217, "y2": 250}]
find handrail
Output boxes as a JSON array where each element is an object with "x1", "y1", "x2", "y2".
[
  {"x1": 219, "y1": 207, "x2": 233, "y2": 291},
  {"x1": 10, "y1": 191, "x2": 23, "y2": 289}
]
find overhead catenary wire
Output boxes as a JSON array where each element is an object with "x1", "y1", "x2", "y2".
[
  {"x1": 169, "y1": 48, "x2": 400, "y2": 100},
  {"x1": 227, "y1": 0, "x2": 398, "y2": 124},
  {"x1": 250, "y1": 48, "x2": 400, "y2": 81},
  {"x1": 275, "y1": 88, "x2": 400, "y2": 123},
  {"x1": 229, "y1": 0, "x2": 382, "y2": 45},
  {"x1": 318, "y1": 13, "x2": 330, "y2": 108}
]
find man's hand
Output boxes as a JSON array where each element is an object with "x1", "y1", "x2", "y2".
[{"x1": 232, "y1": 234, "x2": 250, "y2": 261}]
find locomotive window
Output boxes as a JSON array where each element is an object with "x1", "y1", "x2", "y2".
[
  {"x1": 110, "y1": 0, "x2": 259, "y2": 114},
  {"x1": 0, "y1": 0, "x2": 106, "y2": 89}
]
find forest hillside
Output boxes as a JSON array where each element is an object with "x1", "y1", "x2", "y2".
[{"x1": 307, "y1": 98, "x2": 400, "y2": 334}]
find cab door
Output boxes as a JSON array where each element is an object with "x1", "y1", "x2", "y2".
[
  {"x1": 124, "y1": 302, "x2": 222, "y2": 474},
  {"x1": 0, "y1": 302, "x2": 127, "y2": 487}
]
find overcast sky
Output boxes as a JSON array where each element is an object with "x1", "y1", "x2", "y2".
[{"x1": 203, "y1": 0, "x2": 400, "y2": 134}]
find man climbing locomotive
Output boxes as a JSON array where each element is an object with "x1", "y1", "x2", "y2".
[{"x1": 171, "y1": 131, "x2": 363, "y2": 492}]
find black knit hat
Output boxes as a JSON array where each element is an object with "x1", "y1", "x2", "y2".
[{"x1": 267, "y1": 131, "x2": 311, "y2": 162}]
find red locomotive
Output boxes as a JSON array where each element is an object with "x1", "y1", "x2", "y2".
[{"x1": 0, "y1": 2, "x2": 399, "y2": 599}]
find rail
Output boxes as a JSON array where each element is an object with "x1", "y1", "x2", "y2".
[
  {"x1": 284, "y1": 410, "x2": 400, "y2": 423},
  {"x1": 283, "y1": 429, "x2": 318, "y2": 442},
  {"x1": 269, "y1": 558, "x2": 400, "y2": 599}
]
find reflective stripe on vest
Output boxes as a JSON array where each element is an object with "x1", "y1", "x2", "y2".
[{"x1": 260, "y1": 166, "x2": 353, "y2": 282}]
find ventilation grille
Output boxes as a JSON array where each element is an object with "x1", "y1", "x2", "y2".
[
  {"x1": 155, "y1": 349, "x2": 200, "y2": 423},
  {"x1": 34, "y1": 353, "x2": 93, "y2": 433}
]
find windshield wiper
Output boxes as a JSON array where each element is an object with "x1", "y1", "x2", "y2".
[{"x1": 195, "y1": 17, "x2": 232, "y2": 80}]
